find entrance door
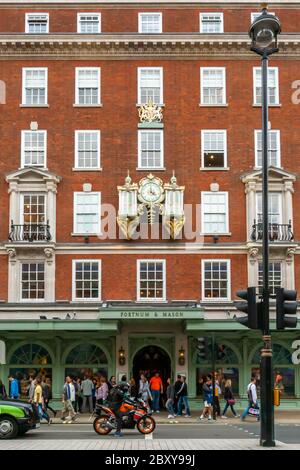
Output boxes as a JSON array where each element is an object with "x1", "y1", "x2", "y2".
[{"x1": 132, "y1": 345, "x2": 171, "y2": 389}]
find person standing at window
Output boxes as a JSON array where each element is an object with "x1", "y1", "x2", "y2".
[
  {"x1": 129, "y1": 378, "x2": 137, "y2": 400},
  {"x1": 108, "y1": 376, "x2": 116, "y2": 391},
  {"x1": 149, "y1": 372, "x2": 163, "y2": 413},
  {"x1": 81, "y1": 375, "x2": 94, "y2": 413},
  {"x1": 96, "y1": 377, "x2": 109, "y2": 405},
  {"x1": 139, "y1": 373, "x2": 152, "y2": 407}
]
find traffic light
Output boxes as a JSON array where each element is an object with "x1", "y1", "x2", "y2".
[
  {"x1": 195, "y1": 337, "x2": 208, "y2": 360},
  {"x1": 234, "y1": 287, "x2": 258, "y2": 329},
  {"x1": 276, "y1": 288, "x2": 298, "y2": 330}
]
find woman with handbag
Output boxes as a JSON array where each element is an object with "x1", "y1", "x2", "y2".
[{"x1": 221, "y1": 379, "x2": 239, "y2": 418}]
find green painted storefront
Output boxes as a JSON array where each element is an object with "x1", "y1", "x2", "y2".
[{"x1": 0, "y1": 306, "x2": 299, "y2": 409}]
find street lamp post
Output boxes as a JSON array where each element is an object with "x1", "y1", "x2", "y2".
[{"x1": 249, "y1": 6, "x2": 281, "y2": 447}]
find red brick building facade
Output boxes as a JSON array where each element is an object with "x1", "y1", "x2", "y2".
[{"x1": 0, "y1": 1, "x2": 299, "y2": 407}]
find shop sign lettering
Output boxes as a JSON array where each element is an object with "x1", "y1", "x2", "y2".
[{"x1": 120, "y1": 311, "x2": 184, "y2": 318}]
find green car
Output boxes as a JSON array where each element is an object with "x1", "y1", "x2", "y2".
[{"x1": 0, "y1": 400, "x2": 40, "y2": 439}]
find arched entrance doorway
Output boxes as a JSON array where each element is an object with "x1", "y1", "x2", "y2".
[{"x1": 132, "y1": 345, "x2": 171, "y2": 388}]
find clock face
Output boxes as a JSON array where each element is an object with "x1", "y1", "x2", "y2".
[{"x1": 140, "y1": 182, "x2": 162, "y2": 203}]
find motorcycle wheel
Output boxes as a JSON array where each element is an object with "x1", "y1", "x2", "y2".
[
  {"x1": 136, "y1": 416, "x2": 156, "y2": 434},
  {"x1": 93, "y1": 416, "x2": 112, "y2": 435}
]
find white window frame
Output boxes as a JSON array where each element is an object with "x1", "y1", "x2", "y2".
[
  {"x1": 201, "y1": 259, "x2": 231, "y2": 302},
  {"x1": 200, "y1": 67, "x2": 226, "y2": 105},
  {"x1": 137, "y1": 67, "x2": 163, "y2": 105},
  {"x1": 138, "y1": 129, "x2": 164, "y2": 170},
  {"x1": 137, "y1": 259, "x2": 166, "y2": 302},
  {"x1": 74, "y1": 130, "x2": 101, "y2": 170},
  {"x1": 251, "y1": 12, "x2": 275, "y2": 23},
  {"x1": 200, "y1": 12, "x2": 224, "y2": 33},
  {"x1": 138, "y1": 12, "x2": 162, "y2": 33},
  {"x1": 75, "y1": 67, "x2": 101, "y2": 106},
  {"x1": 25, "y1": 13, "x2": 49, "y2": 34},
  {"x1": 201, "y1": 129, "x2": 227, "y2": 169},
  {"x1": 22, "y1": 67, "x2": 48, "y2": 106},
  {"x1": 201, "y1": 191, "x2": 229, "y2": 235},
  {"x1": 20, "y1": 261, "x2": 45, "y2": 302},
  {"x1": 73, "y1": 191, "x2": 101, "y2": 235},
  {"x1": 253, "y1": 66, "x2": 279, "y2": 105},
  {"x1": 256, "y1": 192, "x2": 283, "y2": 224},
  {"x1": 21, "y1": 130, "x2": 47, "y2": 168},
  {"x1": 20, "y1": 193, "x2": 46, "y2": 226},
  {"x1": 258, "y1": 260, "x2": 282, "y2": 296},
  {"x1": 254, "y1": 129, "x2": 281, "y2": 168},
  {"x1": 72, "y1": 259, "x2": 101, "y2": 302},
  {"x1": 77, "y1": 13, "x2": 101, "y2": 33}
]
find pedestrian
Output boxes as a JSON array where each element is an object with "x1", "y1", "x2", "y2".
[
  {"x1": 74, "y1": 377, "x2": 82, "y2": 413},
  {"x1": 42, "y1": 378, "x2": 57, "y2": 417},
  {"x1": 92, "y1": 378, "x2": 97, "y2": 410},
  {"x1": 34, "y1": 376, "x2": 51, "y2": 424},
  {"x1": 214, "y1": 376, "x2": 221, "y2": 417},
  {"x1": 165, "y1": 377, "x2": 175, "y2": 419},
  {"x1": 149, "y1": 372, "x2": 163, "y2": 413},
  {"x1": 107, "y1": 375, "x2": 116, "y2": 391},
  {"x1": 61, "y1": 376, "x2": 77, "y2": 423},
  {"x1": 81, "y1": 375, "x2": 94, "y2": 413},
  {"x1": 27, "y1": 374, "x2": 36, "y2": 403},
  {"x1": 176, "y1": 375, "x2": 191, "y2": 418},
  {"x1": 129, "y1": 377, "x2": 137, "y2": 400},
  {"x1": 0, "y1": 379, "x2": 7, "y2": 399},
  {"x1": 241, "y1": 376, "x2": 259, "y2": 421},
  {"x1": 8, "y1": 374, "x2": 20, "y2": 399},
  {"x1": 96, "y1": 377, "x2": 109, "y2": 405},
  {"x1": 222, "y1": 379, "x2": 239, "y2": 418},
  {"x1": 139, "y1": 373, "x2": 152, "y2": 407},
  {"x1": 108, "y1": 375, "x2": 116, "y2": 390},
  {"x1": 173, "y1": 374, "x2": 181, "y2": 414},
  {"x1": 199, "y1": 375, "x2": 213, "y2": 421},
  {"x1": 275, "y1": 371, "x2": 284, "y2": 396}
]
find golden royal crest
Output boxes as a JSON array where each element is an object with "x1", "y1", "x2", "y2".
[{"x1": 138, "y1": 99, "x2": 163, "y2": 123}]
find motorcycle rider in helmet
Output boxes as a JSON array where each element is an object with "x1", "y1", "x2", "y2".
[{"x1": 109, "y1": 375, "x2": 129, "y2": 438}]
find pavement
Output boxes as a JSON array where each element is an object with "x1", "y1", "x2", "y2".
[
  {"x1": 50, "y1": 409, "x2": 300, "y2": 424},
  {"x1": 1, "y1": 420, "x2": 300, "y2": 450}
]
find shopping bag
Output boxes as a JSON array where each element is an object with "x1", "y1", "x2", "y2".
[{"x1": 249, "y1": 407, "x2": 259, "y2": 416}]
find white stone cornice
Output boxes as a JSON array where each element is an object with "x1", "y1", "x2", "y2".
[{"x1": 1, "y1": 33, "x2": 300, "y2": 59}]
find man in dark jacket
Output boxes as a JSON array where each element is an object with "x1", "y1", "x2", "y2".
[
  {"x1": 176, "y1": 375, "x2": 191, "y2": 417},
  {"x1": 108, "y1": 380, "x2": 128, "y2": 438},
  {"x1": 173, "y1": 374, "x2": 181, "y2": 414}
]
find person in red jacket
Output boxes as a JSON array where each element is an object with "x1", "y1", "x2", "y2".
[{"x1": 149, "y1": 372, "x2": 163, "y2": 413}]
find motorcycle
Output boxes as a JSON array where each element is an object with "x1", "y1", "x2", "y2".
[{"x1": 92, "y1": 396, "x2": 156, "y2": 435}]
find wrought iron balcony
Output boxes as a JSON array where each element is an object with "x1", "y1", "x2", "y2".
[
  {"x1": 251, "y1": 219, "x2": 293, "y2": 242},
  {"x1": 8, "y1": 221, "x2": 51, "y2": 242}
]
